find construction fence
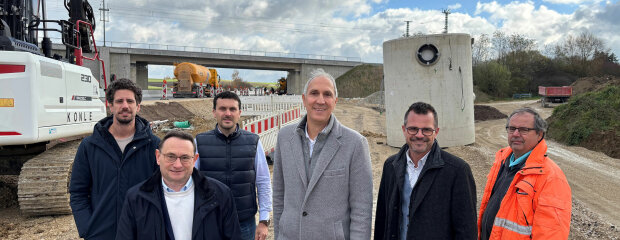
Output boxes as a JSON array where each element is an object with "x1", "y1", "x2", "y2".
[{"x1": 240, "y1": 95, "x2": 306, "y2": 157}]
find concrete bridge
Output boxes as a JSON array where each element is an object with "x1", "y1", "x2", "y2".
[{"x1": 53, "y1": 44, "x2": 362, "y2": 94}]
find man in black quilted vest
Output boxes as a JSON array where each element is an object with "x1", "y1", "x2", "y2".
[{"x1": 195, "y1": 91, "x2": 273, "y2": 240}]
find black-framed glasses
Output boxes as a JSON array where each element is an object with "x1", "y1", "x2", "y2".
[
  {"x1": 506, "y1": 126, "x2": 537, "y2": 134},
  {"x1": 162, "y1": 153, "x2": 193, "y2": 164},
  {"x1": 405, "y1": 127, "x2": 436, "y2": 136}
]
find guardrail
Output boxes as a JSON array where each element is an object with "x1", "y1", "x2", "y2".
[{"x1": 512, "y1": 93, "x2": 532, "y2": 99}]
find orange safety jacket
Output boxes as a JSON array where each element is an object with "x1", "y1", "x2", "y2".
[{"x1": 478, "y1": 139, "x2": 572, "y2": 240}]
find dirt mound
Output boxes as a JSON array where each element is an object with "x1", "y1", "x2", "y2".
[
  {"x1": 360, "y1": 91, "x2": 384, "y2": 105},
  {"x1": 581, "y1": 129, "x2": 620, "y2": 159},
  {"x1": 571, "y1": 75, "x2": 620, "y2": 95},
  {"x1": 335, "y1": 64, "x2": 383, "y2": 98},
  {"x1": 547, "y1": 86, "x2": 620, "y2": 159},
  {"x1": 139, "y1": 102, "x2": 195, "y2": 122},
  {"x1": 474, "y1": 105, "x2": 507, "y2": 121},
  {"x1": 360, "y1": 130, "x2": 386, "y2": 138}
]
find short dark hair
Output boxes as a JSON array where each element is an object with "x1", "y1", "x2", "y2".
[
  {"x1": 159, "y1": 130, "x2": 196, "y2": 153},
  {"x1": 106, "y1": 78, "x2": 143, "y2": 104},
  {"x1": 403, "y1": 102, "x2": 438, "y2": 128},
  {"x1": 213, "y1": 91, "x2": 241, "y2": 110},
  {"x1": 506, "y1": 108, "x2": 547, "y2": 136}
]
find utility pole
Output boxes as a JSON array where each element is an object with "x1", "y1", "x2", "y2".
[
  {"x1": 99, "y1": 0, "x2": 110, "y2": 46},
  {"x1": 404, "y1": 20, "x2": 412, "y2": 37},
  {"x1": 442, "y1": 9, "x2": 450, "y2": 34}
]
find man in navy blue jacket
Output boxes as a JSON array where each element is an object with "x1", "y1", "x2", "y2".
[
  {"x1": 116, "y1": 131, "x2": 241, "y2": 240},
  {"x1": 69, "y1": 78, "x2": 160, "y2": 240}
]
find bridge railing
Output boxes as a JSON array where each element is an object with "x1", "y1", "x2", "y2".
[{"x1": 49, "y1": 38, "x2": 362, "y2": 62}]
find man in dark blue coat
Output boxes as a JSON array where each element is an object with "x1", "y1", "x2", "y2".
[
  {"x1": 69, "y1": 78, "x2": 160, "y2": 240},
  {"x1": 116, "y1": 131, "x2": 241, "y2": 240},
  {"x1": 374, "y1": 102, "x2": 477, "y2": 240}
]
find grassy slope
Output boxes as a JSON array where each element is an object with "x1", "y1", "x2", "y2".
[
  {"x1": 547, "y1": 86, "x2": 619, "y2": 151},
  {"x1": 335, "y1": 64, "x2": 383, "y2": 98}
]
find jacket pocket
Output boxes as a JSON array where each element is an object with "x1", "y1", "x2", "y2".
[
  {"x1": 515, "y1": 180, "x2": 534, "y2": 231},
  {"x1": 334, "y1": 220, "x2": 345, "y2": 240},
  {"x1": 323, "y1": 168, "x2": 346, "y2": 177}
]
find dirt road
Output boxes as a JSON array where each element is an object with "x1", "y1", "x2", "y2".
[
  {"x1": 476, "y1": 100, "x2": 620, "y2": 228},
  {"x1": 1, "y1": 99, "x2": 618, "y2": 239}
]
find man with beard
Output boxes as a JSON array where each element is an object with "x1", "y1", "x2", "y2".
[
  {"x1": 272, "y1": 68, "x2": 373, "y2": 240},
  {"x1": 70, "y1": 78, "x2": 160, "y2": 240},
  {"x1": 478, "y1": 108, "x2": 571, "y2": 240},
  {"x1": 374, "y1": 102, "x2": 477, "y2": 240},
  {"x1": 195, "y1": 91, "x2": 272, "y2": 240}
]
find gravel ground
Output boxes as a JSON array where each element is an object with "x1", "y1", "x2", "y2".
[{"x1": 1, "y1": 98, "x2": 618, "y2": 239}]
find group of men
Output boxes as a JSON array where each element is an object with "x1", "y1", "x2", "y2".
[{"x1": 69, "y1": 69, "x2": 572, "y2": 240}]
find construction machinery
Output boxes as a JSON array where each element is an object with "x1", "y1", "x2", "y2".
[
  {"x1": 1, "y1": 0, "x2": 106, "y2": 215},
  {"x1": 172, "y1": 62, "x2": 220, "y2": 98},
  {"x1": 539, "y1": 86, "x2": 572, "y2": 107},
  {"x1": 276, "y1": 77, "x2": 287, "y2": 95}
]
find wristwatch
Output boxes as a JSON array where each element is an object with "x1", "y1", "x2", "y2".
[{"x1": 259, "y1": 219, "x2": 271, "y2": 227}]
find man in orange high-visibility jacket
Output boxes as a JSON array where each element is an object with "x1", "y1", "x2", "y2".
[{"x1": 478, "y1": 108, "x2": 571, "y2": 240}]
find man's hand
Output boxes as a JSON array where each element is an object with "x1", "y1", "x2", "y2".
[{"x1": 255, "y1": 221, "x2": 269, "y2": 240}]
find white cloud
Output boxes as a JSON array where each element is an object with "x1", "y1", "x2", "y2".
[
  {"x1": 448, "y1": 3, "x2": 463, "y2": 10},
  {"x1": 542, "y1": 0, "x2": 599, "y2": 5},
  {"x1": 40, "y1": 0, "x2": 619, "y2": 77}
]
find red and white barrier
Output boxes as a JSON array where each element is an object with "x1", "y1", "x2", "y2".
[
  {"x1": 161, "y1": 79, "x2": 168, "y2": 100},
  {"x1": 242, "y1": 106, "x2": 304, "y2": 156}
]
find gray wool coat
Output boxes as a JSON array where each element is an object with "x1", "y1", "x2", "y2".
[{"x1": 272, "y1": 115, "x2": 373, "y2": 240}]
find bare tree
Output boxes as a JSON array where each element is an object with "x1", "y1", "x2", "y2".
[
  {"x1": 472, "y1": 34, "x2": 491, "y2": 66},
  {"x1": 492, "y1": 30, "x2": 509, "y2": 63}
]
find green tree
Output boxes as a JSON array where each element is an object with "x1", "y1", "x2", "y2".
[{"x1": 473, "y1": 61, "x2": 512, "y2": 97}]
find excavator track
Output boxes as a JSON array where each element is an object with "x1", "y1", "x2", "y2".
[{"x1": 17, "y1": 140, "x2": 82, "y2": 216}]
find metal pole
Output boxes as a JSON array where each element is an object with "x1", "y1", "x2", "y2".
[{"x1": 99, "y1": 0, "x2": 109, "y2": 46}]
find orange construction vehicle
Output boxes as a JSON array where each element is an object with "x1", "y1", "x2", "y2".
[{"x1": 172, "y1": 62, "x2": 220, "y2": 97}]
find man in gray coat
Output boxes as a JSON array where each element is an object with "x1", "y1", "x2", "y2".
[{"x1": 272, "y1": 68, "x2": 373, "y2": 240}]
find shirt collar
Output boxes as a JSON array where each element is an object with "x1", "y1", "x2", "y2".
[
  {"x1": 216, "y1": 124, "x2": 239, "y2": 135},
  {"x1": 299, "y1": 114, "x2": 336, "y2": 140},
  {"x1": 405, "y1": 147, "x2": 430, "y2": 169},
  {"x1": 162, "y1": 176, "x2": 193, "y2": 193},
  {"x1": 509, "y1": 150, "x2": 532, "y2": 168}
]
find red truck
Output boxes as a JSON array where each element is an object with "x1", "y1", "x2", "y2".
[{"x1": 538, "y1": 86, "x2": 572, "y2": 107}]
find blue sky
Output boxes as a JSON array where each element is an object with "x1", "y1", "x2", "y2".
[{"x1": 44, "y1": 0, "x2": 620, "y2": 82}]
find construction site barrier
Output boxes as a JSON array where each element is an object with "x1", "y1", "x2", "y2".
[
  {"x1": 161, "y1": 79, "x2": 168, "y2": 100},
  {"x1": 240, "y1": 95, "x2": 305, "y2": 116},
  {"x1": 242, "y1": 107, "x2": 304, "y2": 156}
]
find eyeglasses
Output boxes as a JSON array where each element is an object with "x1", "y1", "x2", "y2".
[
  {"x1": 162, "y1": 153, "x2": 193, "y2": 164},
  {"x1": 405, "y1": 127, "x2": 436, "y2": 136},
  {"x1": 506, "y1": 126, "x2": 537, "y2": 134}
]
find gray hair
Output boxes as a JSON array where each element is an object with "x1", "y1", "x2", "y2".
[
  {"x1": 506, "y1": 108, "x2": 547, "y2": 136},
  {"x1": 303, "y1": 68, "x2": 338, "y2": 97}
]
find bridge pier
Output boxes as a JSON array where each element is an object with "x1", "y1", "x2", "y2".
[{"x1": 134, "y1": 62, "x2": 149, "y2": 89}]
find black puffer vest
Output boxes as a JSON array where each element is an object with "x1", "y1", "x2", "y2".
[{"x1": 196, "y1": 125, "x2": 259, "y2": 221}]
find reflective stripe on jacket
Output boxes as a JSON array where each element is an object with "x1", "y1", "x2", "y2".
[{"x1": 478, "y1": 139, "x2": 572, "y2": 240}]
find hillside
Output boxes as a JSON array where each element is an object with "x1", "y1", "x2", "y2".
[
  {"x1": 547, "y1": 85, "x2": 620, "y2": 158},
  {"x1": 335, "y1": 64, "x2": 383, "y2": 98}
]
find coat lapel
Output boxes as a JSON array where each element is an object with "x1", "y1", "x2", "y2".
[
  {"x1": 305, "y1": 123, "x2": 342, "y2": 199},
  {"x1": 283, "y1": 129, "x2": 308, "y2": 190},
  {"x1": 410, "y1": 142, "x2": 443, "y2": 214}
]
